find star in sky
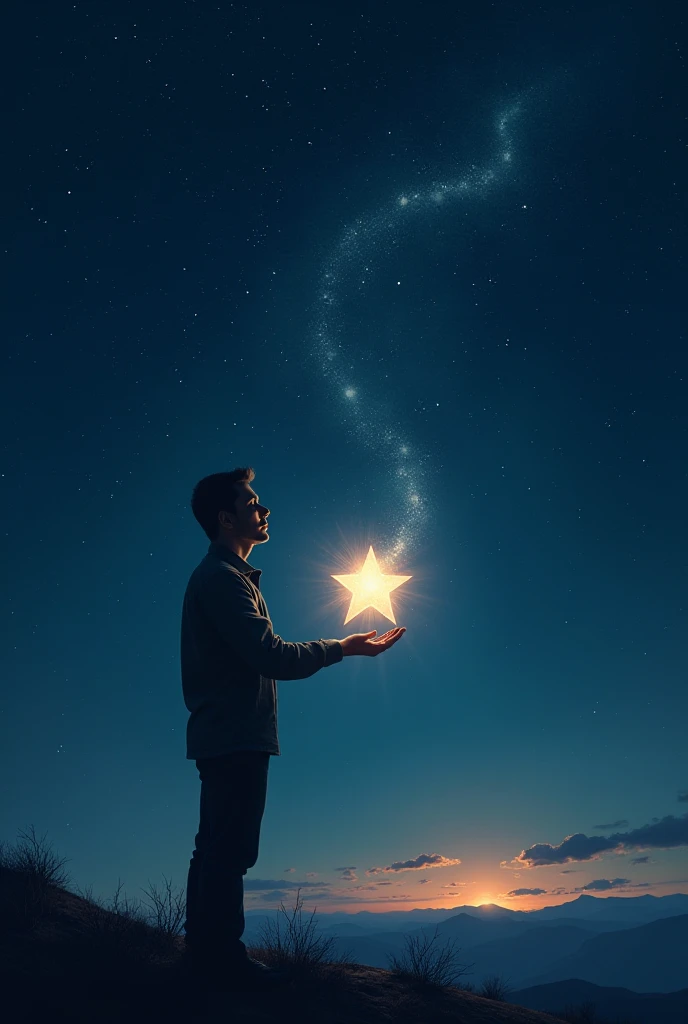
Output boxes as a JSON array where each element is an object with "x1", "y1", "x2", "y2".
[{"x1": 332, "y1": 545, "x2": 412, "y2": 624}]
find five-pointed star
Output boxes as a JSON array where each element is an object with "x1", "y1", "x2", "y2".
[{"x1": 332, "y1": 545, "x2": 412, "y2": 625}]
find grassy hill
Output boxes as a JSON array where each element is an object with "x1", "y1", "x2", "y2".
[{"x1": 0, "y1": 827, "x2": 573, "y2": 1024}]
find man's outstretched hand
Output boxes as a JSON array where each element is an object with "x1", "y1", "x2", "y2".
[{"x1": 339, "y1": 627, "x2": 406, "y2": 658}]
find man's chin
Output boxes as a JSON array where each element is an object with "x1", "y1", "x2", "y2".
[{"x1": 256, "y1": 529, "x2": 269, "y2": 541}]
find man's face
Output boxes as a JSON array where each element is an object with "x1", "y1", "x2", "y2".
[{"x1": 220, "y1": 481, "x2": 270, "y2": 544}]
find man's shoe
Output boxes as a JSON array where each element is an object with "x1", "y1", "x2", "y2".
[{"x1": 216, "y1": 956, "x2": 293, "y2": 991}]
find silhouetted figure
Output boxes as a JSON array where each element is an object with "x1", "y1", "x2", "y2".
[{"x1": 181, "y1": 468, "x2": 405, "y2": 991}]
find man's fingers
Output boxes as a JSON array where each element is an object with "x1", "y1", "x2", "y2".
[
  {"x1": 370, "y1": 629, "x2": 404, "y2": 647},
  {"x1": 364, "y1": 626, "x2": 406, "y2": 651},
  {"x1": 380, "y1": 628, "x2": 403, "y2": 639}
]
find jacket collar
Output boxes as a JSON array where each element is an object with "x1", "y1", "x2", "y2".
[{"x1": 208, "y1": 541, "x2": 262, "y2": 582}]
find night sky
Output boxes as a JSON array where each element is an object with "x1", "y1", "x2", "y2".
[{"x1": 4, "y1": 2, "x2": 687, "y2": 916}]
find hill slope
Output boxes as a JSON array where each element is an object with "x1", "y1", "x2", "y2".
[{"x1": 0, "y1": 869, "x2": 562, "y2": 1024}]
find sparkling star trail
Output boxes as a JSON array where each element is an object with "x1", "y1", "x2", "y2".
[{"x1": 310, "y1": 99, "x2": 525, "y2": 567}]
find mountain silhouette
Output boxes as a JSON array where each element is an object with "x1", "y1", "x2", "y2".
[
  {"x1": 527, "y1": 893, "x2": 688, "y2": 924},
  {"x1": 244, "y1": 893, "x2": 688, "y2": 935},
  {"x1": 291, "y1": 898, "x2": 688, "y2": 995},
  {"x1": 520, "y1": 914, "x2": 688, "y2": 992},
  {"x1": 458, "y1": 925, "x2": 595, "y2": 987},
  {"x1": 510, "y1": 979, "x2": 688, "y2": 1024}
]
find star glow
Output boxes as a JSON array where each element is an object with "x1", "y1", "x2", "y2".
[{"x1": 332, "y1": 545, "x2": 411, "y2": 625}]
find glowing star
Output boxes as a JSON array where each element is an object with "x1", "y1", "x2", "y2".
[{"x1": 332, "y1": 545, "x2": 411, "y2": 625}]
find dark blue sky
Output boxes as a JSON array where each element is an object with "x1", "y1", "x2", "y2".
[{"x1": 3, "y1": 2, "x2": 686, "y2": 913}]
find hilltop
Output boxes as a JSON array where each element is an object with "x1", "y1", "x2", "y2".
[
  {"x1": 3, "y1": 829, "x2": 677, "y2": 1022},
  {"x1": 0, "y1": 877, "x2": 565, "y2": 1024},
  {"x1": 0, "y1": 838, "x2": 564, "y2": 1024}
]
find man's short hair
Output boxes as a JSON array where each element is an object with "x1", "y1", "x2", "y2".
[{"x1": 191, "y1": 467, "x2": 255, "y2": 541}]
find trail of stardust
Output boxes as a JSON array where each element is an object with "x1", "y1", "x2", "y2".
[{"x1": 311, "y1": 100, "x2": 523, "y2": 568}]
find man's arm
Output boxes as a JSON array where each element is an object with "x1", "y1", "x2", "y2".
[{"x1": 199, "y1": 566, "x2": 343, "y2": 680}]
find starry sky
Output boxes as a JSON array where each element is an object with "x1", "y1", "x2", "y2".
[{"x1": 3, "y1": 2, "x2": 687, "y2": 916}]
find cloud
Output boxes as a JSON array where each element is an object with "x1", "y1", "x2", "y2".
[
  {"x1": 259, "y1": 890, "x2": 288, "y2": 902},
  {"x1": 505, "y1": 833, "x2": 617, "y2": 868},
  {"x1": 504, "y1": 813, "x2": 688, "y2": 868},
  {"x1": 577, "y1": 877, "x2": 630, "y2": 892},
  {"x1": 609, "y1": 813, "x2": 688, "y2": 848},
  {"x1": 418, "y1": 878, "x2": 429, "y2": 885},
  {"x1": 284, "y1": 867, "x2": 296, "y2": 873},
  {"x1": 366, "y1": 852, "x2": 461, "y2": 875},
  {"x1": 305, "y1": 872, "x2": 318, "y2": 878},
  {"x1": 678, "y1": 791, "x2": 688, "y2": 803},
  {"x1": 334, "y1": 866, "x2": 357, "y2": 872},
  {"x1": 442, "y1": 881, "x2": 467, "y2": 888},
  {"x1": 505, "y1": 888, "x2": 547, "y2": 897},
  {"x1": 339, "y1": 868, "x2": 358, "y2": 882},
  {"x1": 500, "y1": 877, "x2": 642, "y2": 900},
  {"x1": 560, "y1": 869, "x2": 578, "y2": 874},
  {"x1": 274, "y1": 883, "x2": 435, "y2": 904},
  {"x1": 593, "y1": 819, "x2": 629, "y2": 830},
  {"x1": 243, "y1": 878, "x2": 329, "y2": 891},
  {"x1": 631, "y1": 856, "x2": 650, "y2": 864}
]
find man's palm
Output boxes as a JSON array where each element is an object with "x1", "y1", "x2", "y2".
[{"x1": 341, "y1": 627, "x2": 406, "y2": 657}]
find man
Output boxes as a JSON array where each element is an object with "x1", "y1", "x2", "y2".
[{"x1": 181, "y1": 467, "x2": 405, "y2": 992}]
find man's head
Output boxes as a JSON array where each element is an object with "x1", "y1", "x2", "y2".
[{"x1": 191, "y1": 467, "x2": 270, "y2": 547}]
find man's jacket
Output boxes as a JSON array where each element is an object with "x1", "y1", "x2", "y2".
[{"x1": 181, "y1": 541, "x2": 343, "y2": 759}]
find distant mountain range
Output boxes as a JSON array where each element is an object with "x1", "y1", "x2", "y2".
[
  {"x1": 518, "y1": 914, "x2": 688, "y2": 992},
  {"x1": 525, "y1": 893, "x2": 688, "y2": 925},
  {"x1": 243, "y1": 893, "x2": 688, "y2": 994},
  {"x1": 245, "y1": 891, "x2": 688, "y2": 932},
  {"x1": 510, "y1": 980, "x2": 688, "y2": 1024}
]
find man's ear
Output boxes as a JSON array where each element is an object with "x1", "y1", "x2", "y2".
[{"x1": 219, "y1": 511, "x2": 232, "y2": 527}]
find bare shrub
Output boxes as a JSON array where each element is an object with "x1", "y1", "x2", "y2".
[
  {"x1": 387, "y1": 925, "x2": 474, "y2": 989},
  {"x1": 479, "y1": 973, "x2": 511, "y2": 1000},
  {"x1": 74, "y1": 880, "x2": 148, "y2": 942},
  {"x1": 0, "y1": 825, "x2": 71, "y2": 930},
  {"x1": 72, "y1": 878, "x2": 174, "y2": 970},
  {"x1": 255, "y1": 887, "x2": 355, "y2": 977},
  {"x1": 139, "y1": 873, "x2": 186, "y2": 938},
  {"x1": 0, "y1": 827, "x2": 182, "y2": 979}
]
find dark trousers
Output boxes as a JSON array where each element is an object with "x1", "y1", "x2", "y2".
[{"x1": 184, "y1": 750, "x2": 270, "y2": 965}]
